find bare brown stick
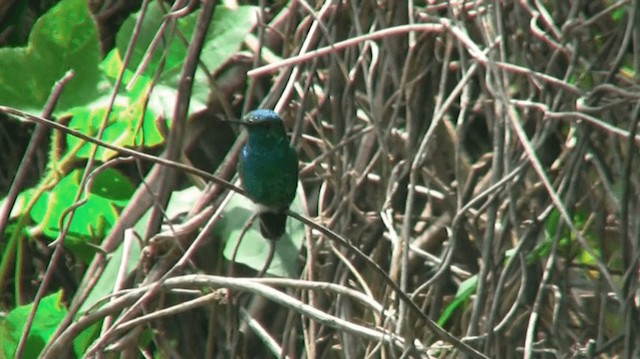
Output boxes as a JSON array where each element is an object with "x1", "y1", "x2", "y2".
[
  {"x1": 0, "y1": 72, "x2": 73, "y2": 241},
  {"x1": 248, "y1": 24, "x2": 444, "y2": 78},
  {"x1": 13, "y1": 70, "x2": 76, "y2": 359},
  {"x1": 144, "y1": 0, "x2": 218, "y2": 242}
]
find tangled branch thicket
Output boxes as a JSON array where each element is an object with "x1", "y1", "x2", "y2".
[
  {"x1": 8, "y1": 0, "x2": 640, "y2": 358},
  {"x1": 232, "y1": 1, "x2": 637, "y2": 357}
]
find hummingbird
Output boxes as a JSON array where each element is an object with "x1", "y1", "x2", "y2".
[{"x1": 238, "y1": 109, "x2": 298, "y2": 240}]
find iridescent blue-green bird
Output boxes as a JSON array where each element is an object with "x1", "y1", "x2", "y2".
[{"x1": 239, "y1": 109, "x2": 298, "y2": 240}]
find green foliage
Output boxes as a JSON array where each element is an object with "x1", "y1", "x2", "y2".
[
  {"x1": 1, "y1": 0, "x2": 258, "y2": 261},
  {"x1": 64, "y1": 103, "x2": 164, "y2": 161},
  {"x1": 0, "y1": 0, "x2": 104, "y2": 115},
  {"x1": 437, "y1": 275, "x2": 477, "y2": 326},
  {"x1": 30, "y1": 169, "x2": 126, "y2": 236},
  {"x1": 610, "y1": 5, "x2": 625, "y2": 22},
  {"x1": 0, "y1": 0, "x2": 260, "y2": 355},
  {"x1": 216, "y1": 193, "x2": 305, "y2": 278},
  {"x1": 132, "y1": 185, "x2": 202, "y2": 240},
  {"x1": 503, "y1": 209, "x2": 601, "y2": 276},
  {"x1": 114, "y1": 1, "x2": 258, "y2": 117},
  {"x1": 0, "y1": 291, "x2": 65, "y2": 358},
  {"x1": 0, "y1": 291, "x2": 97, "y2": 358},
  {"x1": 79, "y1": 230, "x2": 142, "y2": 316},
  {"x1": 133, "y1": 186, "x2": 305, "y2": 278}
]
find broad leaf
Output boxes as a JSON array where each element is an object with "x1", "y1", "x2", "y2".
[
  {"x1": 29, "y1": 169, "x2": 134, "y2": 262},
  {"x1": 0, "y1": 291, "x2": 98, "y2": 358},
  {"x1": 217, "y1": 193, "x2": 305, "y2": 278},
  {"x1": 0, "y1": 0, "x2": 104, "y2": 114},
  {"x1": 114, "y1": 4, "x2": 259, "y2": 117}
]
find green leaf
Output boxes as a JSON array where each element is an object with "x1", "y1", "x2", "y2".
[
  {"x1": 88, "y1": 168, "x2": 136, "y2": 207},
  {"x1": 217, "y1": 193, "x2": 305, "y2": 278},
  {"x1": 199, "y1": 6, "x2": 259, "y2": 75},
  {"x1": 611, "y1": 7, "x2": 625, "y2": 22},
  {"x1": 114, "y1": 4, "x2": 258, "y2": 117},
  {"x1": 0, "y1": 0, "x2": 104, "y2": 115},
  {"x1": 72, "y1": 323, "x2": 100, "y2": 358},
  {"x1": 437, "y1": 275, "x2": 477, "y2": 326},
  {"x1": 0, "y1": 291, "x2": 66, "y2": 358},
  {"x1": 99, "y1": 49, "x2": 152, "y2": 102},
  {"x1": 28, "y1": 169, "x2": 134, "y2": 261},
  {"x1": 0, "y1": 188, "x2": 34, "y2": 220},
  {"x1": 30, "y1": 170, "x2": 112, "y2": 239},
  {"x1": 103, "y1": 33, "x2": 189, "y2": 120},
  {"x1": 0, "y1": 291, "x2": 98, "y2": 358},
  {"x1": 63, "y1": 99, "x2": 165, "y2": 161},
  {"x1": 79, "y1": 231, "x2": 142, "y2": 316},
  {"x1": 117, "y1": 4, "x2": 257, "y2": 77},
  {"x1": 116, "y1": 3, "x2": 189, "y2": 78},
  {"x1": 133, "y1": 186, "x2": 202, "y2": 239}
]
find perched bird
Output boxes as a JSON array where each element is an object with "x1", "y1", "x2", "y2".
[{"x1": 239, "y1": 109, "x2": 298, "y2": 240}]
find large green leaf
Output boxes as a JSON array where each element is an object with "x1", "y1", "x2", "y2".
[
  {"x1": 0, "y1": 291, "x2": 98, "y2": 358},
  {"x1": 79, "y1": 230, "x2": 142, "y2": 316},
  {"x1": 199, "y1": 6, "x2": 259, "y2": 73},
  {"x1": 0, "y1": 291, "x2": 66, "y2": 358},
  {"x1": 117, "y1": 4, "x2": 258, "y2": 77},
  {"x1": 63, "y1": 98, "x2": 165, "y2": 162},
  {"x1": 0, "y1": 0, "x2": 104, "y2": 114},
  {"x1": 114, "y1": 3, "x2": 258, "y2": 117},
  {"x1": 79, "y1": 188, "x2": 202, "y2": 315},
  {"x1": 28, "y1": 169, "x2": 134, "y2": 262},
  {"x1": 217, "y1": 193, "x2": 305, "y2": 278}
]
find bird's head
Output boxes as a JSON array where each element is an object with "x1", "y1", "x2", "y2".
[
  {"x1": 244, "y1": 109, "x2": 282, "y2": 124},
  {"x1": 241, "y1": 109, "x2": 288, "y2": 142}
]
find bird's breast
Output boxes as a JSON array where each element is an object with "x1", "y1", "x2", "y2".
[{"x1": 240, "y1": 142, "x2": 298, "y2": 209}]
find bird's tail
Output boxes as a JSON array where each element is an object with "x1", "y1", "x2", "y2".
[{"x1": 259, "y1": 211, "x2": 287, "y2": 240}]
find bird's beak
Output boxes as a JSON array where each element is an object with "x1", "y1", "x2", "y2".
[{"x1": 213, "y1": 113, "x2": 245, "y2": 125}]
